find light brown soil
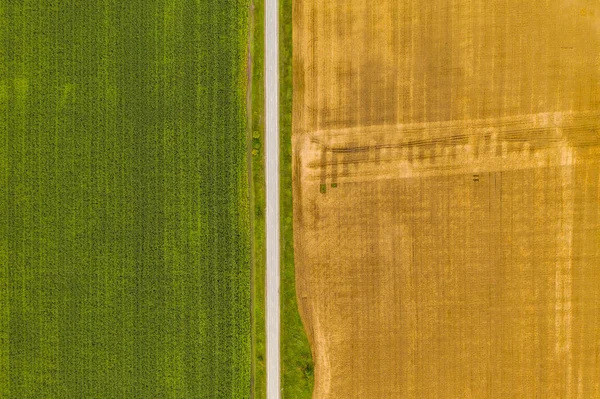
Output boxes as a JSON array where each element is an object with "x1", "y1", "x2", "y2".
[{"x1": 292, "y1": 0, "x2": 600, "y2": 397}]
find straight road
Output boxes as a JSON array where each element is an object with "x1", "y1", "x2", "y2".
[{"x1": 265, "y1": 0, "x2": 280, "y2": 397}]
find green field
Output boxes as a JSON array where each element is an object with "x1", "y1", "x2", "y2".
[
  {"x1": 280, "y1": 0, "x2": 314, "y2": 397},
  {"x1": 0, "y1": 1, "x2": 250, "y2": 397}
]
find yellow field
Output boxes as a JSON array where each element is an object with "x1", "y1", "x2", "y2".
[{"x1": 292, "y1": 0, "x2": 600, "y2": 397}]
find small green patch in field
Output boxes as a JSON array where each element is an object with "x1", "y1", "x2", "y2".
[{"x1": 303, "y1": 362, "x2": 314, "y2": 379}]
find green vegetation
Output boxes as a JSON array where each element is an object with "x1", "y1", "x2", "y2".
[
  {"x1": 249, "y1": 0, "x2": 267, "y2": 396},
  {"x1": 280, "y1": 0, "x2": 315, "y2": 397},
  {"x1": 0, "y1": 1, "x2": 250, "y2": 397}
]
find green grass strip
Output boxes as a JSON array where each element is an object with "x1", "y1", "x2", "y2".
[
  {"x1": 280, "y1": 0, "x2": 315, "y2": 397},
  {"x1": 249, "y1": 0, "x2": 267, "y2": 396}
]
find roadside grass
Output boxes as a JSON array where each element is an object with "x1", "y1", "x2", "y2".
[
  {"x1": 250, "y1": 0, "x2": 267, "y2": 396},
  {"x1": 280, "y1": 0, "x2": 315, "y2": 397}
]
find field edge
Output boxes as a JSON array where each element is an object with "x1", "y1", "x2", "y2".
[{"x1": 280, "y1": 0, "x2": 315, "y2": 397}]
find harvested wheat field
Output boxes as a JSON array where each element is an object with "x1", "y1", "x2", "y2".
[{"x1": 292, "y1": 0, "x2": 600, "y2": 397}]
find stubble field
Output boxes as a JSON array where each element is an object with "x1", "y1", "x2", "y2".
[{"x1": 292, "y1": 0, "x2": 600, "y2": 397}]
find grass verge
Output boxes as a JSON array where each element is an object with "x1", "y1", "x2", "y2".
[
  {"x1": 280, "y1": 0, "x2": 315, "y2": 397},
  {"x1": 249, "y1": 0, "x2": 267, "y2": 396}
]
